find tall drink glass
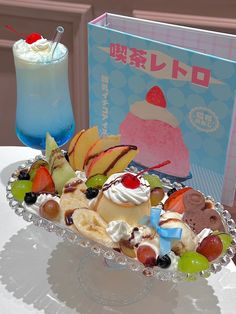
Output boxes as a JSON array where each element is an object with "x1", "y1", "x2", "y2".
[{"x1": 13, "y1": 38, "x2": 75, "y2": 150}]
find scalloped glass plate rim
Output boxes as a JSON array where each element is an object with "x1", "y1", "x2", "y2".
[{"x1": 5, "y1": 154, "x2": 236, "y2": 282}]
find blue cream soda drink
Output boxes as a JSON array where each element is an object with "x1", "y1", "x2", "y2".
[{"x1": 13, "y1": 34, "x2": 75, "y2": 149}]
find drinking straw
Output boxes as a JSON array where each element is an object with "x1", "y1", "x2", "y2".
[{"x1": 51, "y1": 26, "x2": 64, "y2": 59}]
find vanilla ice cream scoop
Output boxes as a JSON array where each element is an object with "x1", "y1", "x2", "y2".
[{"x1": 160, "y1": 212, "x2": 198, "y2": 255}]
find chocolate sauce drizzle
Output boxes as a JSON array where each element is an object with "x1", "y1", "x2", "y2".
[
  {"x1": 103, "y1": 145, "x2": 137, "y2": 175},
  {"x1": 64, "y1": 209, "x2": 77, "y2": 225},
  {"x1": 68, "y1": 131, "x2": 84, "y2": 157},
  {"x1": 64, "y1": 179, "x2": 83, "y2": 193}
]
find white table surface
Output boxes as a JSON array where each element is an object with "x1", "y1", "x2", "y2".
[{"x1": 0, "y1": 146, "x2": 236, "y2": 314}]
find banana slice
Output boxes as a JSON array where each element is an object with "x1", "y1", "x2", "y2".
[
  {"x1": 72, "y1": 208, "x2": 116, "y2": 248},
  {"x1": 60, "y1": 178, "x2": 89, "y2": 231},
  {"x1": 60, "y1": 178, "x2": 89, "y2": 211}
]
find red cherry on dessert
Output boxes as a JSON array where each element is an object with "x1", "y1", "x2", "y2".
[
  {"x1": 137, "y1": 245, "x2": 157, "y2": 267},
  {"x1": 146, "y1": 86, "x2": 166, "y2": 108},
  {"x1": 196, "y1": 235, "x2": 223, "y2": 262},
  {"x1": 25, "y1": 33, "x2": 42, "y2": 44},
  {"x1": 121, "y1": 173, "x2": 140, "y2": 189}
]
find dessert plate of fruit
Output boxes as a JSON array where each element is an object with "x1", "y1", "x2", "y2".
[{"x1": 6, "y1": 127, "x2": 236, "y2": 282}]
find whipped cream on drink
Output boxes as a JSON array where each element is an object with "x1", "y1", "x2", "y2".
[{"x1": 13, "y1": 36, "x2": 67, "y2": 63}]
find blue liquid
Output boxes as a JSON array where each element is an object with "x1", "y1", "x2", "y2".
[
  {"x1": 16, "y1": 123, "x2": 75, "y2": 150},
  {"x1": 14, "y1": 50, "x2": 75, "y2": 150}
]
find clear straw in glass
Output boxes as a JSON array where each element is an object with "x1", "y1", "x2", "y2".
[{"x1": 51, "y1": 26, "x2": 64, "y2": 59}]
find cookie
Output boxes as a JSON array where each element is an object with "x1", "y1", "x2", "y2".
[
  {"x1": 183, "y1": 208, "x2": 225, "y2": 234},
  {"x1": 183, "y1": 189, "x2": 205, "y2": 212}
]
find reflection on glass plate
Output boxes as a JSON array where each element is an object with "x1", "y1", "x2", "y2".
[{"x1": 1, "y1": 224, "x2": 235, "y2": 313}]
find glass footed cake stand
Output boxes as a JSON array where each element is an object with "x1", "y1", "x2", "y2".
[{"x1": 5, "y1": 154, "x2": 236, "y2": 306}]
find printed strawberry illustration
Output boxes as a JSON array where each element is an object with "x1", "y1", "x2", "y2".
[
  {"x1": 146, "y1": 86, "x2": 166, "y2": 108},
  {"x1": 32, "y1": 166, "x2": 55, "y2": 193}
]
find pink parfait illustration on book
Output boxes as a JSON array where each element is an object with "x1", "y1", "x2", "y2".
[{"x1": 120, "y1": 86, "x2": 191, "y2": 181}]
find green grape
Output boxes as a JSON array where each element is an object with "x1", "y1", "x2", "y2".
[
  {"x1": 178, "y1": 251, "x2": 209, "y2": 273},
  {"x1": 86, "y1": 174, "x2": 108, "y2": 189},
  {"x1": 11, "y1": 180, "x2": 33, "y2": 202},
  {"x1": 213, "y1": 232, "x2": 233, "y2": 253},
  {"x1": 143, "y1": 174, "x2": 163, "y2": 189}
]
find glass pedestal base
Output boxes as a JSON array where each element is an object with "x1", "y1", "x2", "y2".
[{"x1": 77, "y1": 252, "x2": 153, "y2": 306}]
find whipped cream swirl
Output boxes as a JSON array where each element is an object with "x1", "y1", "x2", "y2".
[
  {"x1": 106, "y1": 220, "x2": 131, "y2": 242},
  {"x1": 102, "y1": 172, "x2": 150, "y2": 205}
]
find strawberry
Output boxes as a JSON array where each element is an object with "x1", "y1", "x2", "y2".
[
  {"x1": 32, "y1": 166, "x2": 55, "y2": 193},
  {"x1": 163, "y1": 187, "x2": 192, "y2": 213},
  {"x1": 146, "y1": 86, "x2": 166, "y2": 108}
]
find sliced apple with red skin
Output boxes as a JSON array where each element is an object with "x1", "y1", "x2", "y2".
[
  {"x1": 84, "y1": 134, "x2": 121, "y2": 169},
  {"x1": 68, "y1": 129, "x2": 85, "y2": 169},
  {"x1": 106, "y1": 148, "x2": 138, "y2": 177},
  {"x1": 70, "y1": 127, "x2": 100, "y2": 171},
  {"x1": 85, "y1": 145, "x2": 138, "y2": 178}
]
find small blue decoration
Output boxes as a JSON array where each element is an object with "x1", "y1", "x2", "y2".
[{"x1": 150, "y1": 208, "x2": 182, "y2": 256}]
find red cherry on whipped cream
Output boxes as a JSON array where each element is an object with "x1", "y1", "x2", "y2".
[
  {"x1": 121, "y1": 173, "x2": 140, "y2": 189},
  {"x1": 121, "y1": 160, "x2": 171, "y2": 189},
  {"x1": 146, "y1": 86, "x2": 166, "y2": 108},
  {"x1": 25, "y1": 33, "x2": 42, "y2": 44}
]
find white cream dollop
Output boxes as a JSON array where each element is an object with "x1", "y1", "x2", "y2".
[
  {"x1": 75, "y1": 170, "x2": 87, "y2": 182},
  {"x1": 13, "y1": 38, "x2": 67, "y2": 63},
  {"x1": 130, "y1": 225, "x2": 153, "y2": 246},
  {"x1": 165, "y1": 251, "x2": 180, "y2": 272},
  {"x1": 31, "y1": 38, "x2": 50, "y2": 51},
  {"x1": 102, "y1": 172, "x2": 150, "y2": 205},
  {"x1": 106, "y1": 220, "x2": 131, "y2": 242}
]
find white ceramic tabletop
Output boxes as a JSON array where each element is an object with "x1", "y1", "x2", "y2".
[{"x1": 0, "y1": 146, "x2": 236, "y2": 314}]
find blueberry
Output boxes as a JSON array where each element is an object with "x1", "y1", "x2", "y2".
[
  {"x1": 24, "y1": 192, "x2": 37, "y2": 205},
  {"x1": 18, "y1": 170, "x2": 30, "y2": 180},
  {"x1": 85, "y1": 187, "x2": 99, "y2": 199},
  {"x1": 167, "y1": 188, "x2": 177, "y2": 197},
  {"x1": 156, "y1": 254, "x2": 171, "y2": 268}
]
